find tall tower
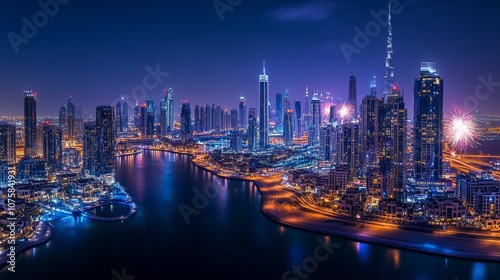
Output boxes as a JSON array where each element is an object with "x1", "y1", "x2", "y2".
[
  {"x1": 146, "y1": 96, "x2": 155, "y2": 136},
  {"x1": 0, "y1": 123, "x2": 16, "y2": 164},
  {"x1": 122, "y1": 98, "x2": 128, "y2": 132},
  {"x1": 166, "y1": 87, "x2": 174, "y2": 132},
  {"x1": 275, "y1": 93, "x2": 283, "y2": 132},
  {"x1": 348, "y1": 75, "x2": 357, "y2": 117},
  {"x1": 95, "y1": 106, "x2": 115, "y2": 176},
  {"x1": 248, "y1": 108, "x2": 258, "y2": 152},
  {"x1": 134, "y1": 100, "x2": 140, "y2": 128},
  {"x1": 67, "y1": 94, "x2": 75, "y2": 141},
  {"x1": 283, "y1": 109, "x2": 294, "y2": 146},
  {"x1": 115, "y1": 99, "x2": 123, "y2": 132},
  {"x1": 24, "y1": 90, "x2": 37, "y2": 157},
  {"x1": 370, "y1": 76, "x2": 377, "y2": 97},
  {"x1": 360, "y1": 95, "x2": 381, "y2": 166},
  {"x1": 239, "y1": 96, "x2": 246, "y2": 128},
  {"x1": 294, "y1": 101, "x2": 302, "y2": 138},
  {"x1": 42, "y1": 125, "x2": 62, "y2": 166},
  {"x1": 259, "y1": 60, "x2": 269, "y2": 150},
  {"x1": 304, "y1": 87, "x2": 310, "y2": 133},
  {"x1": 309, "y1": 93, "x2": 321, "y2": 146},
  {"x1": 414, "y1": 62, "x2": 444, "y2": 182},
  {"x1": 180, "y1": 101, "x2": 191, "y2": 137},
  {"x1": 383, "y1": 2, "x2": 395, "y2": 98}
]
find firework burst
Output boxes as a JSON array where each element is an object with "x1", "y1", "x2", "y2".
[
  {"x1": 337, "y1": 102, "x2": 353, "y2": 123},
  {"x1": 445, "y1": 107, "x2": 480, "y2": 152}
]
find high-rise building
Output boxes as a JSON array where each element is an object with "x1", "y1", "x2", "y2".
[
  {"x1": 180, "y1": 101, "x2": 191, "y2": 137},
  {"x1": 36, "y1": 125, "x2": 44, "y2": 158},
  {"x1": 134, "y1": 101, "x2": 140, "y2": 128},
  {"x1": 122, "y1": 99, "x2": 128, "y2": 132},
  {"x1": 58, "y1": 105, "x2": 67, "y2": 138},
  {"x1": 230, "y1": 130, "x2": 243, "y2": 152},
  {"x1": 0, "y1": 123, "x2": 16, "y2": 164},
  {"x1": 160, "y1": 94, "x2": 168, "y2": 136},
  {"x1": 230, "y1": 108, "x2": 238, "y2": 130},
  {"x1": 304, "y1": 87, "x2": 310, "y2": 132},
  {"x1": 309, "y1": 93, "x2": 321, "y2": 146},
  {"x1": 370, "y1": 76, "x2": 377, "y2": 97},
  {"x1": 360, "y1": 95, "x2": 381, "y2": 166},
  {"x1": 24, "y1": 90, "x2": 37, "y2": 157},
  {"x1": 384, "y1": 2, "x2": 394, "y2": 98},
  {"x1": 146, "y1": 96, "x2": 155, "y2": 136},
  {"x1": 205, "y1": 104, "x2": 212, "y2": 131},
  {"x1": 294, "y1": 101, "x2": 302, "y2": 138},
  {"x1": 67, "y1": 95, "x2": 76, "y2": 141},
  {"x1": 200, "y1": 106, "x2": 206, "y2": 132},
  {"x1": 248, "y1": 108, "x2": 257, "y2": 152},
  {"x1": 166, "y1": 88, "x2": 174, "y2": 132},
  {"x1": 140, "y1": 102, "x2": 147, "y2": 136},
  {"x1": 329, "y1": 105, "x2": 337, "y2": 124},
  {"x1": 194, "y1": 105, "x2": 201, "y2": 132},
  {"x1": 239, "y1": 96, "x2": 246, "y2": 129},
  {"x1": 414, "y1": 62, "x2": 444, "y2": 182},
  {"x1": 95, "y1": 106, "x2": 115, "y2": 175},
  {"x1": 275, "y1": 93, "x2": 283, "y2": 132},
  {"x1": 259, "y1": 61, "x2": 269, "y2": 150},
  {"x1": 320, "y1": 125, "x2": 334, "y2": 161},
  {"x1": 83, "y1": 122, "x2": 98, "y2": 176},
  {"x1": 336, "y1": 121, "x2": 361, "y2": 178},
  {"x1": 116, "y1": 99, "x2": 123, "y2": 132},
  {"x1": 348, "y1": 75, "x2": 357, "y2": 117},
  {"x1": 42, "y1": 125, "x2": 63, "y2": 166},
  {"x1": 379, "y1": 87, "x2": 407, "y2": 202},
  {"x1": 283, "y1": 109, "x2": 294, "y2": 146}
]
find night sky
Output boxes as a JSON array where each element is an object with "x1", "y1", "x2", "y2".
[{"x1": 1, "y1": 0, "x2": 499, "y2": 117}]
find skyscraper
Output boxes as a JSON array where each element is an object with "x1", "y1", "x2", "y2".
[
  {"x1": 294, "y1": 101, "x2": 302, "y2": 138},
  {"x1": 180, "y1": 101, "x2": 191, "y2": 137},
  {"x1": 259, "y1": 61, "x2": 269, "y2": 150},
  {"x1": 134, "y1": 101, "x2": 140, "y2": 128},
  {"x1": 360, "y1": 95, "x2": 381, "y2": 166},
  {"x1": 166, "y1": 88, "x2": 174, "y2": 132},
  {"x1": 230, "y1": 108, "x2": 238, "y2": 130},
  {"x1": 248, "y1": 108, "x2": 257, "y2": 152},
  {"x1": 239, "y1": 96, "x2": 246, "y2": 129},
  {"x1": 336, "y1": 121, "x2": 361, "y2": 178},
  {"x1": 384, "y1": 2, "x2": 395, "y2": 97},
  {"x1": 414, "y1": 62, "x2": 444, "y2": 182},
  {"x1": 194, "y1": 105, "x2": 201, "y2": 132},
  {"x1": 348, "y1": 75, "x2": 357, "y2": 117},
  {"x1": 146, "y1": 96, "x2": 155, "y2": 136},
  {"x1": 200, "y1": 106, "x2": 206, "y2": 132},
  {"x1": 379, "y1": 87, "x2": 407, "y2": 202},
  {"x1": 24, "y1": 90, "x2": 37, "y2": 157},
  {"x1": 309, "y1": 92, "x2": 321, "y2": 146},
  {"x1": 116, "y1": 99, "x2": 123, "y2": 132},
  {"x1": 370, "y1": 76, "x2": 377, "y2": 97},
  {"x1": 122, "y1": 98, "x2": 129, "y2": 132},
  {"x1": 58, "y1": 105, "x2": 67, "y2": 138},
  {"x1": 140, "y1": 102, "x2": 147, "y2": 136},
  {"x1": 0, "y1": 123, "x2": 16, "y2": 164},
  {"x1": 320, "y1": 125, "x2": 334, "y2": 161},
  {"x1": 304, "y1": 87, "x2": 310, "y2": 132},
  {"x1": 67, "y1": 95, "x2": 75, "y2": 141},
  {"x1": 95, "y1": 106, "x2": 115, "y2": 176},
  {"x1": 42, "y1": 125, "x2": 63, "y2": 166},
  {"x1": 275, "y1": 93, "x2": 283, "y2": 133},
  {"x1": 83, "y1": 122, "x2": 98, "y2": 175},
  {"x1": 283, "y1": 109, "x2": 294, "y2": 146}
]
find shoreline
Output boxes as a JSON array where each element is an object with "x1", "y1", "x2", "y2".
[{"x1": 168, "y1": 150, "x2": 500, "y2": 262}]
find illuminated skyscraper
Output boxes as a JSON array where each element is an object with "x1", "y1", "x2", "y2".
[
  {"x1": 336, "y1": 121, "x2": 361, "y2": 178},
  {"x1": 360, "y1": 95, "x2": 381, "y2": 166},
  {"x1": 122, "y1": 99, "x2": 128, "y2": 132},
  {"x1": 67, "y1": 94, "x2": 75, "y2": 141},
  {"x1": 116, "y1": 99, "x2": 123, "y2": 132},
  {"x1": 140, "y1": 102, "x2": 147, "y2": 136},
  {"x1": 370, "y1": 76, "x2": 377, "y2": 97},
  {"x1": 180, "y1": 101, "x2": 191, "y2": 137},
  {"x1": 134, "y1": 100, "x2": 140, "y2": 128},
  {"x1": 83, "y1": 122, "x2": 98, "y2": 175},
  {"x1": 230, "y1": 108, "x2": 238, "y2": 130},
  {"x1": 24, "y1": 90, "x2": 37, "y2": 157},
  {"x1": 166, "y1": 88, "x2": 174, "y2": 132},
  {"x1": 414, "y1": 62, "x2": 444, "y2": 182},
  {"x1": 58, "y1": 105, "x2": 67, "y2": 138},
  {"x1": 146, "y1": 96, "x2": 155, "y2": 136},
  {"x1": 348, "y1": 75, "x2": 357, "y2": 117},
  {"x1": 384, "y1": 2, "x2": 395, "y2": 98},
  {"x1": 320, "y1": 125, "x2": 334, "y2": 161},
  {"x1": 259, "y1": 61, "x2": 269, "y2": 150},
  {"x1": 96, "y1": 106, "x2": 115, "y2": 175},
  {"x1": 42, "y1": 125, "x2": 62, "y2": 166},
  {"x1": 304, "y1": 87, "x2": 310, "y2": 132},
  {"x1": 275, "y1": 93, "x2": 283, "y2": 133},
  {"x1": 309, "y1": 92, "x2": 321, "y2": 146},
  {"x1": 194, "y1": 105, "x2": 201, "y2": 132},
  {"x1": 294, "y1": 101, "x2": 302, "y2": 138},
  {"x1": 248, "y1": 108, "x2": 257, "y2": 152},
  {"x1": 283, "y1": 109, "x2": 294, "y2": 146},
  {"x1": 0, "y1": 123, "x2": 16, "y2": 164},
  {"x1": 239, "y1": 96, "x2": 246, "y2": 129}
]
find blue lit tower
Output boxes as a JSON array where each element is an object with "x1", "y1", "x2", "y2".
[
  {"x1": 259, "y1": 61, "x2": 269, "y2": 150},
  {"x1": 42, "y1": 124, "x2": 62, "y2": 166},
  {"x1": 160, "y1": 92, "x2": 168, "y2": 136},
  {"x1": 275, "y1": 93, "x2": 283, "y2": 133},
  {"x1": 283, "y1": 109, "x2": 294, "y2": 146},
  {"x1": 146, "y1": 96, "x2": 155, "y2": 136},
  {"x1": 24, "y1": 90, "x2": 37, "y2": 157},
  {"x1": 96, "y1": 106, "x2": 115, "y2": 175},
  {"x1": 166, "y1": 87, "x2": 174, "y2": 132},
  {"x1": 360, "y1": 95, "x2": 381, "y2": 166},
  {"x1": 122, "y1": 98, "x2": 128, "y2": 131},
  {"x1": 115, "y1": 99, "x2": 123, "y2": 132},
  {"x1": 67, "y1": 94, "x2": 75, "y2": 141},
  {"x1": 230, "y1": 108, "x2": 238, "y2": 130},
  {"x1": 309, "y1": 92, "x2": 321, "y2": 146},
  {"x1": 384, "y1": 2, "x2": 395, "y2": 98},
  {"x1": 370, "y1": 76, "x2": 377, "y2": 97},
  {"x1": 294, "y1": 101, "x2": 302, "y2": 138},
  {"x1": 413, "y1": 62, "x2": 444, "y2": 182},
  {"x1": 180, "y1": 101, "x2": 191, "y2": 137}
]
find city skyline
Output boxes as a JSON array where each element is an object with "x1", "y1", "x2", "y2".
[{"x1": 1, "y1": 0, "x2": 500, "y2": 117}]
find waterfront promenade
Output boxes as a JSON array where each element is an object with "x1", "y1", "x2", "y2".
[{"x1": 186, "y1": 152, "x2": 500, "y2": 262}]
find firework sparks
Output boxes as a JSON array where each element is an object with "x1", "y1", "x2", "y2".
[
  {"x1": 445, "y1": 107, "x2": 479, "y2": 152},
  {"x1": 337, "y1": 102, "x2": 353, "y2": 123}
]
